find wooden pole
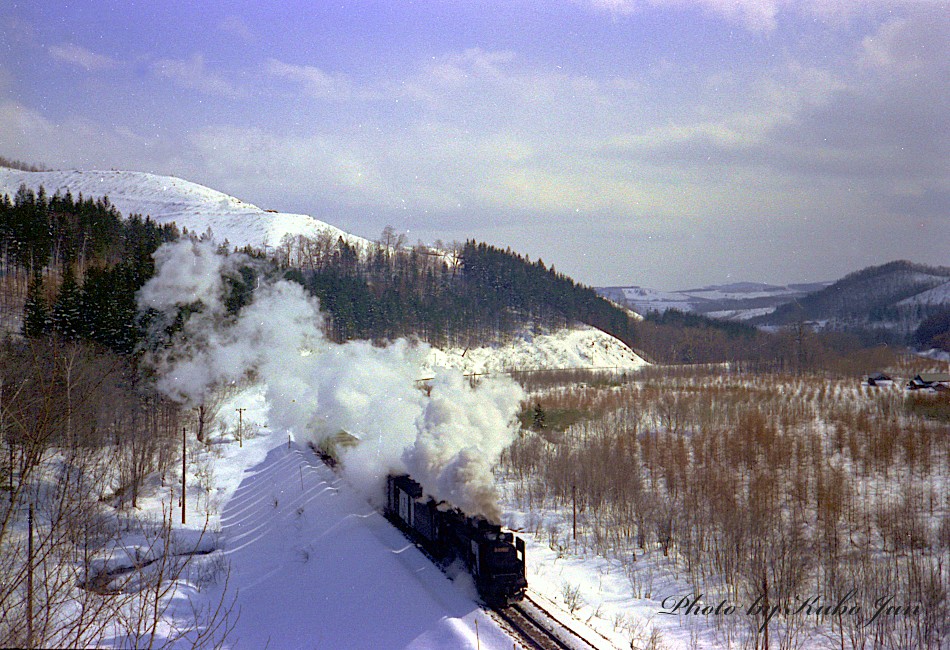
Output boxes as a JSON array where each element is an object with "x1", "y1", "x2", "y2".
[
  {"x1": 236, "y1": 408, "x2": 246, "y2": 448},
  {"x1": 181, "y1": 427, "x2": 186, "y2": 525},
  {"x1": 27, "y1": 498, "x2": 34, "y2": 648},
  {"x1": 572, "y1": 483, "x2": 577, "y2": 541}
]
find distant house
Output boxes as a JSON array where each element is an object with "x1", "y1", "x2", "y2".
[
  {"x1": 907, "y1": 373, "x2": 950, "y2": 390},
  {"x1": 867, "y1": 372, "x2": 892, "y2": 386}
]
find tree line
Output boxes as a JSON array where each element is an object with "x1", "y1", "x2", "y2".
[
  {"x1": 279, "y1": 234, "x2": 641, "y2": 350},
  {"x1": 4, "y1": 185, "x2": 643, "y2": 356},
  {"x1": 1, "y1": 185, "x2": 179, "y2": 353}
]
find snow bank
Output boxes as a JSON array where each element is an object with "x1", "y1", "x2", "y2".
[
  {"x1": 211, "y1": 440, "x2": 512, "y2": 649},
  {"x1": 423, "y1": 326, "x2": 648, "y2": 377}
]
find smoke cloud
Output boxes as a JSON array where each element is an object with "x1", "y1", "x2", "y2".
[{"x1": 137, "y1": 240, "x2": 524, "y2": 519}]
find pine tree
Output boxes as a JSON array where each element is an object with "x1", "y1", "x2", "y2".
[
  {"x1": 22, "y1": 273, "x2": 49, "y2": 337},
  {"x1": 532, "y1": 403, "x2": 546, "y2": 430},
  {"x1": 51, "y1": 266, "x2": 84, "y2": 339}
]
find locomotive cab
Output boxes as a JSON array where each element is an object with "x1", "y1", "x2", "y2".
[
  {"x1": 465, "y1": 518, "x2": 528, "y2": 606},
  {"x1": 386, "y1": 474, "x2": 527, "y2": 607}
]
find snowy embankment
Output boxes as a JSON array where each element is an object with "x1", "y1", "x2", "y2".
[
  {"x1": 0, "y1": 168, "x2": 371, "y2": 251},
  {"x1": 423, "y1": 326, "x2": 648, "y2": 377},
  {"x1": 127, "y1": 388, "x2": 514, "y2": 649}
]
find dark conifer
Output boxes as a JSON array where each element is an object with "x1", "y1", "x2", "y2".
[{"x1": 22, "y1": 273, "x2": 50, "y2": 338}]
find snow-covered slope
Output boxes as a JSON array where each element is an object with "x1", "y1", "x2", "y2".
[
  {"x1": 0, "y1": 168, "x2": 371, "y2": 251},
  {"x1": 211, "y1": 438, "x2": 511, "y2": 648},
  {"x1": 423, "y1": 326, "x2": 648, "y2": 376},
  {"x1": 898, "y1": 280, "x2": 950, "y2": 307},
  {"x1": 598, "y1": 281, "x2": 831, "y2": 321},
  {"x1": 99, "y1": 386, "x2": 517, "y2": 649}
]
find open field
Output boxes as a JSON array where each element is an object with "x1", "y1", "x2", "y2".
[{"x1": 501, "y1": 365, "x2": 950, "y2": 649}]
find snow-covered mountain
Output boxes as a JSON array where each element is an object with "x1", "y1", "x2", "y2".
[
  {"x1": 0, "y1": 168, "x2": 371, "y2": 251},
  {"x1": 753, "y1": 260, "x2": 950, "y2": 339},
  {"x1": 597, "y1": 281, "x2": 829, "y2": 320},
  {"x1": 898, "y1": 280, "x2": 950, "y2": 307}
]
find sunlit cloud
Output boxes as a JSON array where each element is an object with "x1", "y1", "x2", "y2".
[
  {"x1": 152, "y1": 54, "x2": 246, "y2": 99},
  {"x1": 3, "y1": 1, "x2": 946, "y2": 287},
  {"x1": 265, "y1": 58, "x2": 353, "y2": 100},
  {"x1": 49, "y1": 43, "x2": 118, "y2": 71},
  {"x1": 219, "y1": 15, "x2": 255, "y2": 43}
]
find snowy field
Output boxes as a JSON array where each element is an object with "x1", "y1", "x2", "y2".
[{"x1": 96, "y1": 385, "x2": 630, "y2": 649}]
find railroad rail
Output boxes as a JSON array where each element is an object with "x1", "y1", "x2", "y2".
[{"x1": 491, "y1": 594, "x2": 601, "y2": 650}]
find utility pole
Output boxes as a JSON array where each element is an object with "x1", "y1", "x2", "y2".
[
  {"x1": 0, "y1": 375, "x2": 9, "y2": 496},
  {"x1": 27, "y1": 498, "x2": 34, "y2": 648},
  {"x1": 236, "y1": 408, "x2": 246, "y2": 448},
  {"x1": 181, "y1": 427, "x2": 187, "y2": 525},
  {"x1": 572, "y1": 483, "x2": 577, "y2": 542}
]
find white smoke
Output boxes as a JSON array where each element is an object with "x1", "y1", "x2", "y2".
[
  {"x1": 138, "y1": 240, "x2": 524, "y2": 519},
  {"x1": 405, "y1": 371, "x2": 524, "y2": 520}
]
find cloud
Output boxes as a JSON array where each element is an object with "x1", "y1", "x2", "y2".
[
  {"x1": 578, "y1": 0, "x2": 946, "y2": 33},
  {"x1": 48, "y1": 43, "x2": 118, "y2": 71},
  {"x1": 859, "y1": 8, "x2": 949, "y2": 75},
  {"x1": 0, "y1": 100, "x2": 179, "y2": 173},
  {"x1": 578, "y1": 0, "x2": 781, "y2": 31},
  {"x1": 152, "y1": 54, "x2": 246, "y2": 99},
  {"x1": 264, "y1": 58, "x2": 352, "y2": 100},
  {"x1": 218, "y1": 14, "x2": 254, "y2": 42}
]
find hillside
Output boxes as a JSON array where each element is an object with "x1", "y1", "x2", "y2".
[
  {"x1": 1, "y1": 165, "x2": 644, "y2": 371},
  {"x1": 752, "y1": 260, "x2": 950, "y2": 341},
  {"x1": 422, "y1": 325, "x2": 648, "y2": 377},
  {"x1": 597, "y1": 281, "x2": 829, "y2": 320},
  {"x1": 0, "y1": 168, "x2": 371, "y2": 252}
]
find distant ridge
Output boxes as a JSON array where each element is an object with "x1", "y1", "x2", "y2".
[
  {"x1": 597, "y1": 281, "x2": 830, "y2": 320},
  {"x1": 753, "y1": 260, "x2": 950, "y2": 334}
]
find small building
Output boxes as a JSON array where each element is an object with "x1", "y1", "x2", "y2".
[
  {"x1": 867, "y1": 372, "x2": 892, "y2": 386},
  {"x1": 908, "y1": 372, "x2": 950, "y2": 390}
]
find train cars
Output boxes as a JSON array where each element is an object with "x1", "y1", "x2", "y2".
[{"x1": 386, "y1": 474, "x2": 527, "y2": 606}]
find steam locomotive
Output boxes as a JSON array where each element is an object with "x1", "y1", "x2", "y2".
[{"x1": 385, "y1": 474, "x2": 527, "y2": 607}]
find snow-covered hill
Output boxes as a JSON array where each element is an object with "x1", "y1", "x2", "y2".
[
  {"x1": 754, "y1": 260, "x2": 950, "y2": 337},
  {"x1": 597, "y1": 282, "x2": 829, "y2": 320},
  {"x1": 898, "y1": 280, "x2": 950, "y2": 307},
  {"x1": 0, "y1": 168, "x2": 371, "y2": 251},
  {"x1": 423, "y1": 326, "x2": 648, "y2": 376}
]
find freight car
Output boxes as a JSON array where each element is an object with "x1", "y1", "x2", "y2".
[{"x1": 386, "y1": 474, "x2": 527, "y2": 606}]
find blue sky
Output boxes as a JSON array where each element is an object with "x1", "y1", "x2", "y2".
[{"x1": 1, "y1": 1, "x2": 947, "y2": 289}]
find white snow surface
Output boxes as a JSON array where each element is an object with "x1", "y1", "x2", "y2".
[
  {"x1": 0, "y1": 168, "x2": 372, "y2": 251},
  {"x1": 423, "y1": 326, "x2": 648, "y2": 377},
  {"x1": 127, "y1": 389, "x2": 515, "y2": 650},
  {"x1": 898, "y1": 280, "x2": 950, "y2": 306}
]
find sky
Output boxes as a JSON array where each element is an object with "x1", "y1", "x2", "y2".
[{"x1": 0, "y1": 1, "x2": 947, "y2": 290}]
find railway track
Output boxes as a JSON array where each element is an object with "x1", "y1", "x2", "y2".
[{"x1": 492, "y1": 594, "x2": 600, "y2": 650}]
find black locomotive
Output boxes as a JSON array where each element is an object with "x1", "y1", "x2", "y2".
[{"x1": 385, "y1": 474, "x2": 527, "y2": 606}]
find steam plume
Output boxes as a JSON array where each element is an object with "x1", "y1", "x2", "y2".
[{"x1": 138, "y1": 240, "x2": 524, "y2": 519}]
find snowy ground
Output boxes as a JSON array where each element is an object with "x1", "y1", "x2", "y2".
[
  {"x1": 96, "y1": 380, "x2": 687, "y2": 649},
  {"x1": 422, "y1": 326, "x2": 648, "y2": 377},
  {"x1": 116, "y1": 388, "x2": 516, "y2": 649},
  {"x1": 501, "y1": 482, "x2": 735, "y2": 650}
]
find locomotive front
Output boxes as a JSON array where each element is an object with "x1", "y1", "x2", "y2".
[
  {"x1": 385, "y1": 474, "x2": 527, "y2": 607},
  {"x1": 466, "y1": 520, "x2": 528, "y2": 606}
]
